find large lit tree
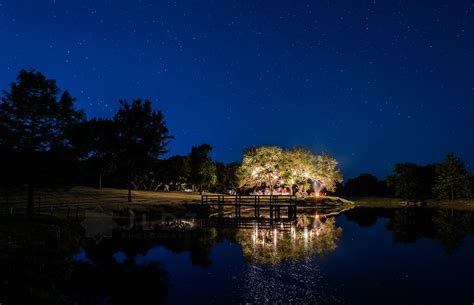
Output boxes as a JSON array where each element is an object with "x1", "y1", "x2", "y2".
[
  {"x1": 0, "y1": 69, "x2": 84, "y2": 216},
  {"x1": 238, "y1": 146, "x2": 284, "y2": 194},
  {"x1": 283, "y1": 147, "x2": 317, "y2": 194},
  {"x1": 238, "y1": 146, "x2": 342, "y2": 195},
  {"x1": 284, "y1": 148, "x2": 342, "y2": 193},
  {"x1": 311, "y1": 153, "x2": 343, "y2": 192}
]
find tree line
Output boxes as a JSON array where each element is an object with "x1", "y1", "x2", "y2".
[
  {"x1": 338, "y1": 153, "x2": 474, "y2": 200},
  {"x1": 1, "y1": 69, "x2": 471, "y2": 218},
  {"x1": 0, "y1": 69, "x2": 238, "y2": 215}
]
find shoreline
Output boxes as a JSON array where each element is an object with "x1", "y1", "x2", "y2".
[{"x1": 350, "y1": 197, "x2": 474, "y2": 211}]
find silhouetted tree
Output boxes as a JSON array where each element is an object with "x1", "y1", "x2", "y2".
[
  {"x1": 387, "y1": 163, "x2": 436, "y2": 200},
  {"x1": 433, "y1": 153, "x2": 470, "y2": 200},
  {"x1": 214, "y1": 161, "x2": 240, "y2": 192},
  {"x1": 188, "y1": 144, "x2": 216, "y2": 194},
  {"x1": 344, "y1": 174, "x2": 379, "y2": 197},
  {"x1": 0, "y1": 69, "x2": 84, "y2": 215},
  {"x1": 114, "y1": 99, "x2": 172, "y2": 202},
  {"x1": 342, "y1": 174, "x2": 393, "y2": 197},
  {"x1": 157, "y1": 155, "x2": 190, "y2": 190},
  {"x1": 68, "y1": 118, "x2": 117, "y2": 189}
]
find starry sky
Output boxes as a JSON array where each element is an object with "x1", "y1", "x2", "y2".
[{"x1": 0, "y1": 0, "x2": 473, "y2": 178}]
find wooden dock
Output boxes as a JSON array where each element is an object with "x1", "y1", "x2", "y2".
[
  {"x1": 190, "y1": 195, "x2": 298, "y2": 220},
  {"x1": 196, "y1": 217, "x2": 295, "y2": 231}
]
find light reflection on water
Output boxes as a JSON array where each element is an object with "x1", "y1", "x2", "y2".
[{"x1": 67, "y1": 208, "x2": 474, "y2": 305}]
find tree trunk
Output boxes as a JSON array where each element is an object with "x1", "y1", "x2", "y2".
[
  {"x1": 199, "y1": 184, "x2": 203, "y2": 195},
  {"x1": 27, "y1": 181, "x2": 34, "y2": 218},
  {"x1": 99, "y1": 171, "x2": 102, "y2": 190},
  {"x1": 128, "y1": 180, "x2": 132, "y2": 202}
]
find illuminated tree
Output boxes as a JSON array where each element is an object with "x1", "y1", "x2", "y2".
[
  {"x1": 284, "y1": 148, "x2": 342, "y2": 193},
  {"x1": 237, "y1": 146, "x2": 285, "y2": 194},
  {"x1": 238, "y1": 146, "x2": 343, "y2": 194},
  {"x1": 311, "y1": 153, "x2": 343, "y2": 192},
  {"x1": 283, "y1": 147, "x2": 315, "y2": 194}
]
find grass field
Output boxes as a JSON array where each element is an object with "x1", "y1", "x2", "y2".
[
  {"x1": 2, "y1": 188, "x2": 472, "y2": 214},
  {"x1": 0, "y1": 187, "x2": 357, "y2": 217},
  {"x1": 0, "y1": 187, "x2": 203, "y2": 215}
]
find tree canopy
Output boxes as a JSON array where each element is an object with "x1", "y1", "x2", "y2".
[
  {"x1": 433, "y1": 153, "x2": 470, "y2": 200},
  {"x1": 237, "y1": 146, "x2": 342, "y2": 195},
  {"x1": 188, "y1": 144, "x2": 217, "y2": 193},
  {"x1": 0, "y1": 69, "x2": 84, "y2": 153},
  {"x1": 0, "y1": 69, "x2": 84, "y2": 215},
  {"x1": 114, "y1": 99, "x2": 173, "y2": 201}
]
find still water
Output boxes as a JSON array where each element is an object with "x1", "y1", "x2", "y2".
[{"x1": 2, "y1": 208, "x2": 474, "y2": 304}]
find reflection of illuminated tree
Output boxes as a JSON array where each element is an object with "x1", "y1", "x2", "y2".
[{"x1": 235, "y1": 217, "x2": 342, "y2": 265}]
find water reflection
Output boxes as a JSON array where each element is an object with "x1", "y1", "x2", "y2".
[
  {"x1": 235, "y1": 215, "x2": 342, "y2": 264},
  {"x1": 2, "y1": 207, "x2": 474, "y2": 305},
  {"x1": 345, "y1": 207, "x2": 474, "y2": 254}
]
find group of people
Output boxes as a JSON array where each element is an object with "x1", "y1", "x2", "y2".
[{"x1": 250, "y1": 187, "x2": 292, "y2": 195}]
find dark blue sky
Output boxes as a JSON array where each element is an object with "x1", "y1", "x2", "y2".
[{"x1": 1, "y1": 0, "x2": 472, "y2": 178}]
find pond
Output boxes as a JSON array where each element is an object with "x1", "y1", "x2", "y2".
[{"x1": 1, "y1": 207, "x2": 474, "y2": 304}]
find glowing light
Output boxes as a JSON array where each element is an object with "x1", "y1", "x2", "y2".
[{"x1": 273, "y1": 229, "x2": 277, "y2": 247}]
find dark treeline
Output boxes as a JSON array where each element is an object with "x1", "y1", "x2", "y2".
[
  {"x1": 0, "y1": 70, "x2": 238, "y2": 215},
  {"x1": 337, "y1": 154, "x2": 474, "y2": 201}
]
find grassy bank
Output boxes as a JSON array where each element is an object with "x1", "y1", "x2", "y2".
[
  {"x1": 0, "y1": 187, "x2": 202, "y2": 216},
  {"x1": 0, "y1": 187, "x2": 356, "y2": 217},
  {"x1": 351, "y1": 197, "x2": 474, "y2": 211}
]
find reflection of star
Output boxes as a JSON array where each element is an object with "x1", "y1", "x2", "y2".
[{"x1": 81, "y1": 211, "x2": 117, "y2": 242}]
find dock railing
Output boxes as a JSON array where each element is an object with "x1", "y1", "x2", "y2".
[{"x1": 201, "y1": 194, "x2": 297, "y2": 205}]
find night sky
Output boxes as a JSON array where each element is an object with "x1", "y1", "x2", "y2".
[{"x1": 1, "y1": 0, "x2": 472, "y2": 178}]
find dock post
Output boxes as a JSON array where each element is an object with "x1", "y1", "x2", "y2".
[{"x1": 254, "y1": 196, "x2": 257, "y2": 218}]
